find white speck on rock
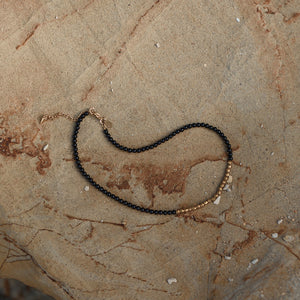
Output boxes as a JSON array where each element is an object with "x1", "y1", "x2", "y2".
[
  {"x1": 213, "y1": 196, "x2": 221, "y2": 205},
  {"x1": 100, "y1": 219, "x2": 104, "y2": 223},
  {"x1": 236, "y1": 17, "x2": 240, "y2": 22},
  {"x1": 167, "y1": 278, "x2": 177, "y2": 284},
  {"x1": 227, "y1": 175, "x2": 233, "y2": 183},
  {"x1": 277, "y1": 218, "x2": 283, "y2": 224},
  {"x1": 251, "y1": 258, "x2": 259, "y2": 265},
  {"x1": 84, "y1": 186, "x2": 90, "y2": 192},
  {"x1": 204, "y1": 63, "x2": 207, "y2": 67},
  {"x1": 154, "y1": 42, "x2": 160, "y2": 48},
  {"x1": 55, "y1": 16, "x2": 58, "y2": 19},
  {"x1": 224, "y1": 256, "x2": 231, "y2": 260},
  {"x1": 271, "y1": 233, "x2": 278, "y2": 238},
  {"x1": 43, "y1": 144, "x2": 49, "y2": 151},
  {"x1": 260, "y1": 124, "x2": 264, "y2": 128},
  {"x1": 271, "y1": 152, "x2": 274, "y2": 156},
  {"x1": 223, "y1": 184, "x2": 230, "y2": 191},
  {"x1": 283, "y1": 235, "x2": 294, "y2": 242},
  {"x1": 228, "y1": 278, "x2": 234, "y2": 282}
]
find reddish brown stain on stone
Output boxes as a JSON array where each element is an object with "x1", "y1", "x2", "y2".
[
  {"x1": 288, "y1": 119, "x2": 296, "y2": 125},
  {"x1": 283, "y1": 12, "x2": 300, "y2": 24},
  {"x1": 232, "y1": 230, "x2": 257, "y2": 255},
  {"x1": 107, "y1": 178, "x2": 130, "y2": 190},
  {"x1": 0, "y1": 110, "x2": 51, "y2": 175}
]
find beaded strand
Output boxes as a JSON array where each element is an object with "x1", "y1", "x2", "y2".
[{"x1": 72, "y1": 109, "x2": 233, "y2": 216}]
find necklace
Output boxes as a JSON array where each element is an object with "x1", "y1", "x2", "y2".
[{"x1": 40, "y1": 107, "x2": 233, "y2": 216}]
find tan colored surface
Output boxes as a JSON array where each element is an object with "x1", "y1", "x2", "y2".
[{"x1": 0, "y1": 0, "x2": 299, "y2": 299}]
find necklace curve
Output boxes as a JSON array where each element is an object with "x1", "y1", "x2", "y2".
[{"x1": 40, "y1": 107, "x2": 233, "y2": 216}]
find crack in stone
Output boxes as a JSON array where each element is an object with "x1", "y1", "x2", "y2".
[{"x1": 63, "y1": 213, "x2": 128, "y2": 230}]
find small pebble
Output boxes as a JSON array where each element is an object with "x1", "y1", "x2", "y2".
[
  {"x1": 224, "y1": 256, "x2": 231, "y2": 260},
  {"x1": 223, "y1": 184, "x2": 230, "y2": 191},
  {"x1": 271, "y1": 233, "x2": 278, "y2": 238},
  {"x1": 154, "y1": 42, "x2": 160, "y2": 48},
  {"x1": 260, "y1": 124, "x2": 264, "y2": 128},
  {"x1": 236, "y1": 17, "x2": 240, "y2": 22},
  {"x1": 167, "y1": 278, "x2": 177, "y2": 284},
  {"x1": 84, "y1": 186, "x2": 90, "y2": 192},
  {"x1": 213, "y1": 196, "x2": 221, "y2": 205},
  {"x1": 251, "y1": 258, "x2": 259, "y2": 265},
  {"x1": 228, "y1": 278, "x2": 234, "y2": 282},
  {"x1": 283, "y1": 235, "x2": 294, "y2": 243},
  {"x1": 55, "y1": 16, "x2": 58, "y2": 19},
  {"x1": 42, "y1": 144, "x2": 49, "y2": 151},
  {"x1": 277, "y1": 219, "x2": 283, "y2": 224},
  {"x1": 110, "y1": 88, "x2": 114, "y2": 92},
  {"x1": 271, "y1": 152, "x2": 274, "y2": 156},
  {"x1": 204, "y1": 63, "x2": 207, "y2": 67}
]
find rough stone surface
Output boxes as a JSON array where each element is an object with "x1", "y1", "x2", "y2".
[{"x1": 0, "y1": 1, "x2": 299, "y2": 299}]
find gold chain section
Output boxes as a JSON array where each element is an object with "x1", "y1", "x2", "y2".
[
  {"x1": 40, "y1": 108, "x2": 108, "y2": 129},
  {"x1": 40, "y1": 112, "x2": 77, "y2": 124},
  {"x1": 176, "y1": 161, "x2": 232, "y2": 215}
]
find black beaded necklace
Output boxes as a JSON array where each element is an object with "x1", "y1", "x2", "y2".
[{"x1": 40, "y1": 108, "x2": 233, "y2": 216}]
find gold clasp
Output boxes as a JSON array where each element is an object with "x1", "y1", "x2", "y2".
[{"x1": 89, "y1": 107, "x2": 107, "y2": 130}]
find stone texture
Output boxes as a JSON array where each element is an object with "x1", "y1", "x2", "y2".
[{"x1": 0, "y1": 0, "x2": 299, "y2": 299}]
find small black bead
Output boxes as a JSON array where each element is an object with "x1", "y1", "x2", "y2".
[
  {"x1": 149, "y1": 209, "x2": 154, "y2": 214},
  {"x1": 200, "y1": 123, "x2": 205, "y2": 127},
  {"x1": 137, "y1": 149, "x2": 141, "y2": 153},
  {"x1": 145, "y1": 208, "x2": 150, "y2": 213},
  {"x1": 167, "y1": 211, "x2": 172, "y2": 215},
  {"x1": 175, "y1": 129, "x2": 180, "y2": 134},
  {"x1": 205, "y1": 124, "x2": 210, "y2": 128},
  {"x1": 163, "y1": 211, "x2": 167, "y2": 215},
  {"x1": 132, "y1": 205, "x2": 136, "y2": 209},
  {"x1": 140, "y1": 208, "x2": 145, "y2": 212},
  {"x1": 158, "y1": 210, "x2": 163, "y2": 215},
  {"x1": 188, "y1": 124, "x2": 193, "y2": 128},
  {"x1": 128, "y1": 148, "x2": 132, "y2": 152},
  {"x1": 153, "y1": 143, "x2": 158, "y2": 147},
  {"x1": 154, "y1": 210, "x2": 159, "y2": 214},
  {"x1": 149, "y1": 145, "x2": 154, "y2": 149},
  {"x1": 136, "y1": 206, "x2": 141, "y2": 210}
]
